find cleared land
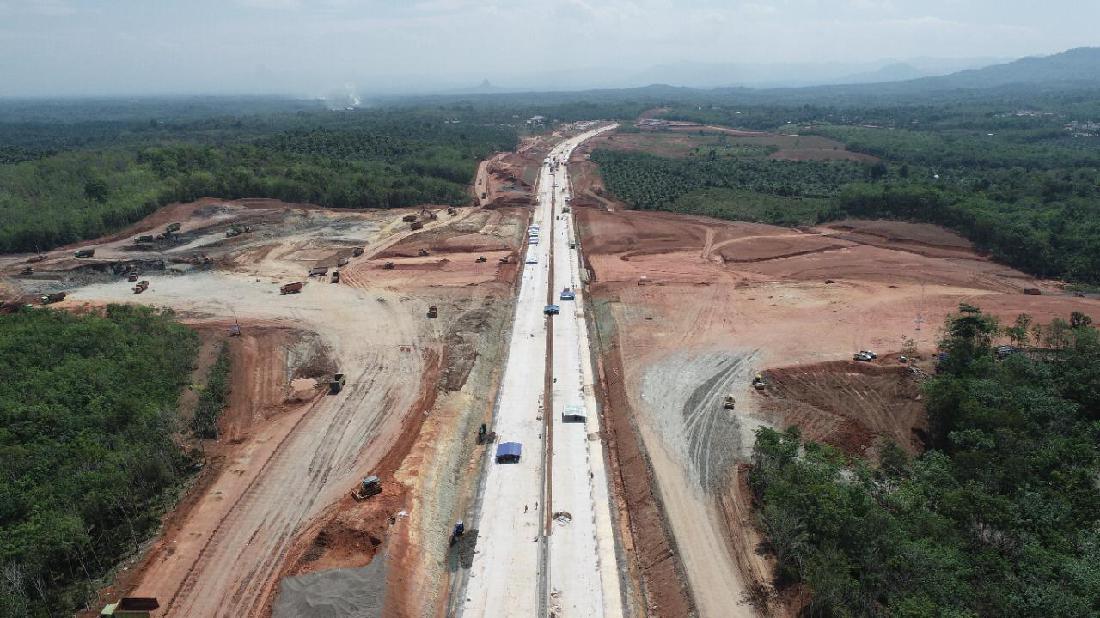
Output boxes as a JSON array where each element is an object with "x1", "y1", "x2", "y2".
[
  {"x1": 2, "y1": 197, "x2": 529, "y2": 617},
  {"x1": 576, "y1": 206, "x2": 1098, "y2": 617}
]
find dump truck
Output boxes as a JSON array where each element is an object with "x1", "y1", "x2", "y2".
[
  {"x1": 338, "y1": 257, "x2": 350, "y2": 267},
  {"x1": 19, "y1": 266, "x2": 33, "y2": 276},
  {"x1": 475, "y1": 256, "x2": 487, "y2": 263},
  {"x1": 449, "y1": 520, "x2": 465, "y2": 546},
  {"x1": 418, "y1": 248, "x2": 430, "y2": 257},
  {"x1": 135, "y1": 235, "x2": 154, "y2": 244},
  {"x1": 128, "y1": 273, "x2": 140, "y2": 282},
  {"x1": 1023, "y1": 288, "x2": 1042, "y2": 295},
  {"x1": 427, "y1": 305, "x2": 438, "y2": 318},
  {"x1": 382, "y1": 261, "x2": 396, "y2": 270},
  {"x1": 447, "y1": 207, "x2": 457, "y2": 215},
  {"x1": 166, "y1": 222, "x2": 182, "y2": 234},
  {"x1": 352, "y1": 247, "x2": 365, "y2": 257},
  {"x1": 280, "y1": 281, "x2": 304, "y2": 295},
  {"x1": 544, "y1": 304, "x2": 560, "y2": 315},
  {"x1": 132, "y1": 280, "x2": 149, "y2": 294},
  {"x1": 330, "y1": 372, "x2": 346, "y2": 394},
  {"x1": 308, "y1": 266, "x2": 328, "y2": 277},
  {"x1": 331, "y1": 270, "x2": 340, "y2": 283},
  {"x1": 41, "y1": 292, "x2": 66, "y2": 305},
  {"x1": 752, "y1": 373, "x2": 766, "y2": 390},
  {"x1": 352, "y1": 475, "x2": 382, "y2": 500},
  {"x1": 75, "y1": 249, "x2": 95, "y2": 258},
  {"x1": 723, "y1": 395, "x2": 736, "y2": 410},
  {"x1": 100, "y1": 597, "x2": 159, "y2": 617},
  {"x1": 410, "y1": 221, "x2": 424, "y2": 230},
  {"x1": 27, "y1": 254, "x2": 47, "y2": 263},
  {"x1": 402, "y1": 213, "x2": 418, "y2": 222},
  {"x1": 560, "y1": 288, "x2": 575, "y2": 301}
]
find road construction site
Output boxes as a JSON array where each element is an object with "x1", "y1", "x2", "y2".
[
  {"x1": 4, "y1": 119, "x2": 1098, "y2": 618},
  {"x1": 458, "y1": 123, "x2": 623, "y2": 617},
  {"x1": 575, "y1": 204, "x2": 1099, "y2": 616}
]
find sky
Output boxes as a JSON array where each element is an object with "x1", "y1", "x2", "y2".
[{"x1": 0, "y1": 0, "x2": 1097, "y2": 97}]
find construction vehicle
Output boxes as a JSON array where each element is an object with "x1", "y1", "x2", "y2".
[
  {"x1": 447, "y1": 207, "x2": 457, "y2": 215},
  {"x1": 27, "y1": 254, "x2": 47, "y2": 263},
  {"x1": 410, "y1": 221, "x2": 424, "y2": 230},
  {"x1": 330, "y1": 372, "x2": 346, "y2": 394},
  {"x1": 132, "y1": 280, "x2": 149, "y2": 294},
  {"x1": 475, "y1": 256, "x2": 487, "y2": 263},
  {"x1": 352, "y1": 475, "x2": 382, "y2": 500},
  {"x1": 477, "y1": 423, "x2": 497, "y2": 444},
  {"x1": 75, "y1": 249, "x2": 95, "y2": 258},
  {"x1": 280, "y1": 281, "x2": 304, "y2": 295},
  {"x1": 19, "y1": 266, "x2": 33, "y2": 276},
  {"x1": 225, "y1": 224, "x2": 251, "y2": 238},
  {"x1": 559, "y1": 288, "x2": 575, "y2": 301},
  {"x1": 382, "y1": 262, "x2": 396, "y2": 270},
  {"x1": 308, "y1": 266, "x2": 328, "y2": 277},
  {"x1": 128, "y1": 272, "x2": 140, "y2": 282},
  {"x1": 498, "y1": 256, "x2": 511, "y2": 264},
  {"x1": 1023, "y1": 287, "x2": 1042, "y2": 295},
  {"x1": 402, "y1": 213, "x2": 418, "y2": 222},
  {"x1": 352, "y1": 247, "x2": 365, "y2": 257},
  {"x1": 166, "y1": 222, "x2": 182, "y2": 234},
  {"x1": 418, "y1": 248, "x2": 430, "y2": 257},
  {"x1": 100, "y1": 597, "x2": 159, "y2": 617},
  {"x1": 723, "y1": 395, "x2": 736, "y2": 410},
  {"x1": 135, "y1": 235, "x2": 154, "y2": 244},
  {"x1": 331, "y1": 270, "x2": 340, "y2": 283},
  {"x1": 338, "y1": 257, "x2": 350, "y2": 267},
  {"x1": 853, "y1": 351, "x2": 874, "y2": 362},
  {"x1": 427, "y1": 305, "x2": 438, "y2": 318},
  {"x1": 229, "y1": 322, "x2": 242, "y2": 337},
  {"x1": 751, "y1": 373, "x2": 766, "y2": 390},
  {"x1": 41, "y1": 292, "x2": 66, "y2": 305},
  {"x1": 449, "y1": 520, "x2": 465, "y2": 546},
  {"x1": 421, "y1": 208, "x2": 438, "y2": 221}
]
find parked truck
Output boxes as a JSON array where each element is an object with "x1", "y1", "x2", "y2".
[{"x1": 280, "y1": 281, "x2": 304, "y2": 295}]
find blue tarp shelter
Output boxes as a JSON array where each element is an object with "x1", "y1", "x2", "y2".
[{"x1": 495, "y1": 442, "x2": 522, "y2": 463}]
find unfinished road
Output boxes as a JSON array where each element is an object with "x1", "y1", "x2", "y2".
[{"x1": 460, "y1": 124, "x2": 622, "y2": 617}]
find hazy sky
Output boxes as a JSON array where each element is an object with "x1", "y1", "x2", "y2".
[{"x1": 1, "y1": 0, "x2": 1096, "y2": 97}]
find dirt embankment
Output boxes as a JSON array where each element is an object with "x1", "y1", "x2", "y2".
[{"x1": 576, "y1": 205, "x2": 1098, "y2": 617}]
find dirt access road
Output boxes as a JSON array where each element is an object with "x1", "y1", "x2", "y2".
[
  {"x1": 2, "y1": 199, "x2": 531, "y2": 617},
  {"x1": 576, "y1": 206, "x2": 1099, "y2": 616}
]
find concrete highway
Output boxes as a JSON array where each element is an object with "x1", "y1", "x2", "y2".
[{"x1": 460, "y1": 124, "x2": 621, "y2": 617}]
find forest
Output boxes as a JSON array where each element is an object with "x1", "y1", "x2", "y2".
[
  {"x1": 0, "y1": 306, "x2": 199, "y2": 616},
  {"x1": 750, "y1": 307, "x2": 1100, "y2": 616},
  {"x1": 0, "y1": 105, "x2": 517, "y2": 254}
]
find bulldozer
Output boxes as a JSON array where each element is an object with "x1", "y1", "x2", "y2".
[
  {"x1": 723, "y1": 395, "x2": 736, "y2": 410},
  {"x1": 382, "y1": 262, "x2": 396, "y2": 270},
  {"x1": 352, "y1": 476, "x2": 382, "y2": 501}
]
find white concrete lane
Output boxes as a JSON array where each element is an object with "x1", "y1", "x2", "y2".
[
  {"x1": 461, "y1": 124, "x2": 620, "y2": 617},
  {"x1": 460, "y1": 156, "x2": 554, "y2": 617},
  {"x1": 547, "y1": 125, "x2": 623, "y2": 617}
]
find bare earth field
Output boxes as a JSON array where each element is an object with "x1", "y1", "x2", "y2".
[
  {"x1": 1, "y1": 198, "x2": 528, "y2": 617},
  {"x1": 576, "y1": 206, "x2": 1099, "y2": 617}
]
